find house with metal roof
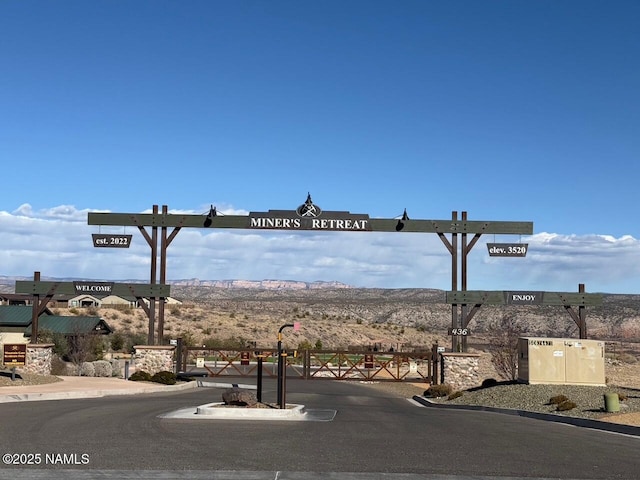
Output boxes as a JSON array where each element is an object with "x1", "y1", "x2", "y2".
[
  {"x1": 47, "y1": 293, "x2": 182, "y2": 309},
  {"x1": 67, "y1": 294, "x2": 102, "y2": 308},
  {"x1": 0, "y1": 305, "x2": 112, "y2": 345},
  {"x1": 100, "y1": 295, "x2": 139, "y2": 308},
  {"x1": 0, "y1": 294, "x2": 32, "y2": 306},
  {"x1": 24, "y1": 316, "x2": 113, "y2": 337},
  {"x1": 0, "y1": 305, "x2": 51, "y2": 344}
]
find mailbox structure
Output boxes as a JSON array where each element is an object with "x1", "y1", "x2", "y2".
[{"x1": 518, "y1": 337, "x2": 605, "y2": 386}]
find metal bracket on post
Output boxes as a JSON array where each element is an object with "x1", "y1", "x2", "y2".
[{"x1": 277, "y1": 322, "x2": 300, "y2": 409}]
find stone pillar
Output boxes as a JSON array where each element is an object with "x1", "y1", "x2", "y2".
[
  {"x1": 441, "y1": 352, "x2": 481, "y2": 391},
  {"x1": 20, "y1": 344, "x2": 55, "y2": 376},
  {"x1": 133, "y1": 345, "x2": 175, "y2": 376}
]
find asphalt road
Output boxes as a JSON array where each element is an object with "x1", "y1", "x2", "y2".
[{"x1": 0, "y1": 379, "x2": 638, "y2": 480}]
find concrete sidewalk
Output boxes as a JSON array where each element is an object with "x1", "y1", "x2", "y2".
[{"x1": 0, "y1": 376, "x2": 197, "y2": 403}]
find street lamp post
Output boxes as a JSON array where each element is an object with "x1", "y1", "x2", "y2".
[{"x1": 277, "y1": 322, "x2": 300, "y2": 409}]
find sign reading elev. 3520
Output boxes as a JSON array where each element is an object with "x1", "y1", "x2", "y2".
[{"x1": 487, "y1": 243, "x2": 528, "y2": 257}]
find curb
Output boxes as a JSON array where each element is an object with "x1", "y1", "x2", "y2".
[
  {"x1": 412, "y1": 395, "x2": 640, "y2": 437},
  {"x1": 0, "y1": 380, "x2": 198, "y2": 404}
]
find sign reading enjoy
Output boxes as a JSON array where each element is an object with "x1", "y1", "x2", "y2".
[{"x1": 505, "y1": 291, "x2": 544, "y2": 305}]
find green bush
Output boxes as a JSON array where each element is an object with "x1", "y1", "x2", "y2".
[
  {"x1": 448, "y1": 391, "x2": 463, "y2": 401},
  {"x1": 128, "y1": 370, "x2": 151, "y2": 382},
  {"x1": 556, "y1": 400, "x2": 577, "y2": 411},
  {"x1": 92, "y1": 360, "x2": 112, "y2": 377},
  {"x1": 79, "y1": 362, "x2": 95, "y2": 377},
  {"x1": 151, "y1": 371, "x2": 177, "y2": 385},
  {"x1": 548, "y1": 394, "x2": 569, "y2": 405},
  {"x1": 110, "y1": 333, "x2": 125, "y2": 352},
  {"x1": 50, "y1": 356, "x2": 69, "y2": 376},
  {"x1": 424, "y1": 384, "x2": 453, "y2": 398}
]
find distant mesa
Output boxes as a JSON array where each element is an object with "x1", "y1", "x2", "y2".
[
  {"x1": 0, "y1": 275, "x2": 351, "y2": 291},
  {"x1": 168, "y1": 279, "x2": 352, "y2": 290}
]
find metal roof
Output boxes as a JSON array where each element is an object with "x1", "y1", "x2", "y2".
[
  {"x1": 0, "y1": 306, "x2": 112, "y2": 335},
  {"x1": 0, "y1": 305, "x2": 51, "y2": 326},
  {"x1": 24, "y1": 316, "x2": 113, "y2": 336}
]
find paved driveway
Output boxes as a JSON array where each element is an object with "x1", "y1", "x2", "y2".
[{"x1": 0, "y1": 379, "x2": 637, "y2": 479}]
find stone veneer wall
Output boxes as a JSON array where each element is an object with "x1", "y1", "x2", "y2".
[
  {"x1": 20, "y1": 344, "x2": 55, "y2": 376},
  {"x1": 440, "y1": 352, "x2": 481, "y2": 391},
  {"x1": 133, "y1": 345, "x2": 175, "y2": 376}
]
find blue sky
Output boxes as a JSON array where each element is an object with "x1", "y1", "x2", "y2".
[{"x1": 1, "y1": 1, "x2": 639, "y2": 293}]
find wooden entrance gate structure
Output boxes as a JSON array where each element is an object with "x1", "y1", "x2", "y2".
[{"x1": 88, "y1": 194, "x2": 533, "y2": 351}]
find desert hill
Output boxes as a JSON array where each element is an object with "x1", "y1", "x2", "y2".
[{"x1": 3, "y1": 276, "x2": 639, "y2": 352}]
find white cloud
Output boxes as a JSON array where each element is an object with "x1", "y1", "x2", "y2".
[{"x1": 1, "y1": 206, "x2": 639, "y2": 293}]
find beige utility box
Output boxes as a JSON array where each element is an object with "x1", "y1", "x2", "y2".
[{"x1": 518, "y1": 337, "x2": 605, "y2": 386}]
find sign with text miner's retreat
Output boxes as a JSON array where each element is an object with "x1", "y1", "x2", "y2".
[
  {"x1": 487, "y1": 243, "x2": 528, "y2": 257},
  {"x1": 248, "y1": 194, "x2": 371, "y2": 232},
  {"x1": 92, "y1": 234, "x2": 132, "y2": 248},
  {"x1": 3, "y1": 344, "x2": 27, "y2": 366}
]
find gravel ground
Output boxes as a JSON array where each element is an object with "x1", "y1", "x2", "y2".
[
  {"x1": 425, "y1": 383, "x2": 640, "y2": 420},
  {"x1": 359, "y1": 380, "x2": 640, "y2": 425},
  {"x1": 0, "y1": 372, "x2": 62, "y2": 387}
]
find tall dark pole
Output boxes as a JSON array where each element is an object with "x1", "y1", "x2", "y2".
[
  {"x1": 31, "y1": 271, "x2": 40, "y2": 343},
  {"x1": 158, "y1": 204, "x2": 168, "y2": 343},
  {"x1": 579, "y1": 283, "x2": 587, "y2": 339},
  {"x1": 461, "y1": 211, "x2": 468, "y2": 352},
  {"x1": 147, "y1": 204, "x2": 158, "y2": 345},
  {"x1": 277, "y1": 323, "x2": 295, "y2": 409},
  {"x1": 256, "y1": 353, "x2": 264, "y2": 403},
  {"x1": 451, "y1": 211, "x2": 459, "y2": 352}
]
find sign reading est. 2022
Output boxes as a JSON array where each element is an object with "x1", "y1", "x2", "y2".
[{"x1": 92, "y1": 234, "x2": 132, "y2": 248}]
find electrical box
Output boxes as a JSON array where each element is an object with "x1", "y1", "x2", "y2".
[{"x1": 518, "y1": 337, "x2": 605, "y2": 386}]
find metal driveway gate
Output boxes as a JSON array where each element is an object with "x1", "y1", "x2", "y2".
[{"x1": 177, "y1": 347, "x2": 437, "y2": 383}]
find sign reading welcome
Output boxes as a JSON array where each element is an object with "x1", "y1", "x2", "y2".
[{"x1": 73, "y1": 282, "x2": 114, "y2": 294}]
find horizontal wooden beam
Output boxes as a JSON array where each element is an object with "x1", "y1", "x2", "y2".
[
  {"x1": 88, "y1": 212, "x2": 533, "y2": 235},
  {"x1": 15, "y1": 281, "x2": 170, "y2": 298},
  {"x1": 445, "y1": 290, "x2": 602, "y2": 307}
]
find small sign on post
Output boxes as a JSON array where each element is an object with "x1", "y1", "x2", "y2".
[
  {"x1": 364, "y1": 354, "x2": 374, "y2": 369},
  {"x1": 3, "y1": 344, "x2": 27, "y2": 366},
  {"x1": 487, "y1": 243, "x2": 528, "y2": 257},
  {"x1": 241, "y1": 351, "x2": 250, "y2": 365},
  {"x1": 92, "y1": 234, "x2": 133, "y2": 248},
  {"x1": 505, "y1": 291, "x2": 544, "y2": 305},
  {"x1": 448, "y1": 328, "x2": 471, "y2": 336}
]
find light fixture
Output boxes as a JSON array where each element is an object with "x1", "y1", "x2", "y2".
[
  {"x1": 204, "y1": 205, "x2": 217, "y2": 227},
  {"x1": 395, "y1": 208, "x2": 409, "y2": 231}
]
